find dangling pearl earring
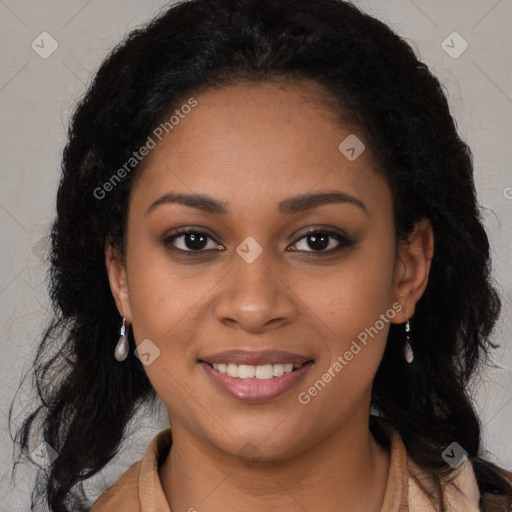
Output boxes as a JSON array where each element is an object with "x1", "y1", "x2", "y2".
[
  {"x1": 403, "y1": 316, "x2": 414, "y2": 363},
  {"x1": 114, "y1": 317, "x2": 129, "y2": 361}
]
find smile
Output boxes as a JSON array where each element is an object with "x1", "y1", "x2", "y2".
[
  {"x1": 207, "y1": 362, "x2": 303, "y2": 379},
  {"x1": 199, "y1": 359, "x2": 314, "y2": 403}
]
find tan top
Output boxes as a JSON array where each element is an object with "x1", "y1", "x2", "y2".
[{"x1": 90, "y1": 420, "x2": 510, "y2": 512}]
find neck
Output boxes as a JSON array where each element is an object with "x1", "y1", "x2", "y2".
[{"x1": 159, "y1": 411, "x2": 390, "y2": 512}]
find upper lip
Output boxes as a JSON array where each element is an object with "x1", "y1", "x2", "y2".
[{"x1": 199, "y1": 349, "x2": 313, "y2": 366}]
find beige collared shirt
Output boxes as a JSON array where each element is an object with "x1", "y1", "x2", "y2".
[{"x1": 90, "y1": 420, "x2": 499, "y2": 512}]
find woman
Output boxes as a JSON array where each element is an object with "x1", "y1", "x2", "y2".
[{"x1": 11, "y1": 0, "x2": 512, "y2": 510}]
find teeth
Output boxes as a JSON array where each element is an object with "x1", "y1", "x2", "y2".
[{"x1": 211, "y1": 362, "x2": 302, "y2": 379}]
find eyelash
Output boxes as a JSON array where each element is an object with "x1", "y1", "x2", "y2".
[{"x1": 163, "y1": 226, "x2": 355, "y2": 257}]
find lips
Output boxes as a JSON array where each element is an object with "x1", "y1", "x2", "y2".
[
  {"x1": 198, "y1": 349, "x2": 314, "y2": 402},
  {"x1": 198, "y1": 349, "x2": 312, "y2": 366}
]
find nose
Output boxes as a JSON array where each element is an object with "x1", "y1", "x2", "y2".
[{"x1": 212, "y1": 247, "x2": 299, "y2": 333}]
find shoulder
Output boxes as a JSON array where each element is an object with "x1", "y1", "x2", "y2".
[
  {"x1": 471, "y1": 458, "x2": 512, "y2": 512},
  {"x1": 371, "y1": 416, "x2": 512, "y2": 511},
  {"x1": 409, "y1": 455, "x2": 512, "y2": 512},
  {"x1": 408, "y1": 456, "x2": 480, "y2": 511},
  {"x1": 89, "y1": 427, "x2": 173, "y2": 512},
  {"x1": 89, "y1": 460, "x2": 142, "y2": 511}
]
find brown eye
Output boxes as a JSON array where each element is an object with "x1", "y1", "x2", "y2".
[
  {"x1": 163, "y1": 228, "x2": 223, "y2": 254},
  {"x1": 290, "y1": 229, "x2": 355, "y2": 254},
  {"x1": 163, "y1": 226, "x2": 354, "y2": 257}
]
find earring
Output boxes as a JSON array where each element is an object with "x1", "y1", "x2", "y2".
[
  {"x1": 114, "y1": 317, "x2": 129, "y2": 361},
  {"x1": 403, "y1": 316, "x2": 414, "y2": 363}
]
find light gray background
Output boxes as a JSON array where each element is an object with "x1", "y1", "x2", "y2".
[{"x1": 1, "y1": 0, "x2": 511, "y2": 510}]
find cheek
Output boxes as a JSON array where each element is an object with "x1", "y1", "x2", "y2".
[
  {"x1": 300, "y1": 237, "x2": 397, "y2": 335},
  {"x1": 298, "y1": 237, "x2": 397, "y2": 394},
  {"x1": 125, "y1": 244, "x2": 229, "y2": 382},
  {"x1": 124, "y1": 246, "x2": 190, "y2": 346},
  {"x1": 125, "y1": 263, "x2": 205, "y2": 404}
]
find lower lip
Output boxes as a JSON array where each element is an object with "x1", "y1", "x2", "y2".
[{"x1": 200, "y1": 361, "x2": 314, "y2": 403}]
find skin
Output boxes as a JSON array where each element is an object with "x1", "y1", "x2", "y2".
[{"x1": 106, "y1": 80, "x2": 434, "y2": 512}]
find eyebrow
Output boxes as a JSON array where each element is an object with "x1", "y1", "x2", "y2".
[{"x1": 146, "y1": 190, "x2": 368, "y2": 216}]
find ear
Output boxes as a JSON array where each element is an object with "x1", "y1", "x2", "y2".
[
  {"x1": 105, "y1": 243, "x2": 132, "y2": 322},
  {"x1": 391, "y1": 218, "x2": 434, "y2": 323}
]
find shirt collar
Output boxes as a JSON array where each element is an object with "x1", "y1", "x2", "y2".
[
  {"x1": 138, "y1": 427, "x2": 173, "y2": 511},
  {"x1": 135, "y1": 418, "x2": 475, "y2": 512}
]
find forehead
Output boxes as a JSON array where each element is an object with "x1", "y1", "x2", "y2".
[{"x1": 129, "y1": 81, "x2": 390, "y2": 219}]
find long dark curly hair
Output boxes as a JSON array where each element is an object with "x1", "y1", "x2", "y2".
[{"x1": 9, "y1": 0, "x2": 510, "y2": 510}]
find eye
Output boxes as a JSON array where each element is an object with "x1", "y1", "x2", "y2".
[
  {"x1": 163, "y1": 226, "x2": 355, "y2": 257},
  {"x1": 289, "y1": 228, "x2": 355, "y2": 254},
  {"x1": 163, "y1": 228, "x2": 223, "y2": 254}
]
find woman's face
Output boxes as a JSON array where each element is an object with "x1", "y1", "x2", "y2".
[{"x1": 107, "y1": 80, "x2": 432, "y2": 460}]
